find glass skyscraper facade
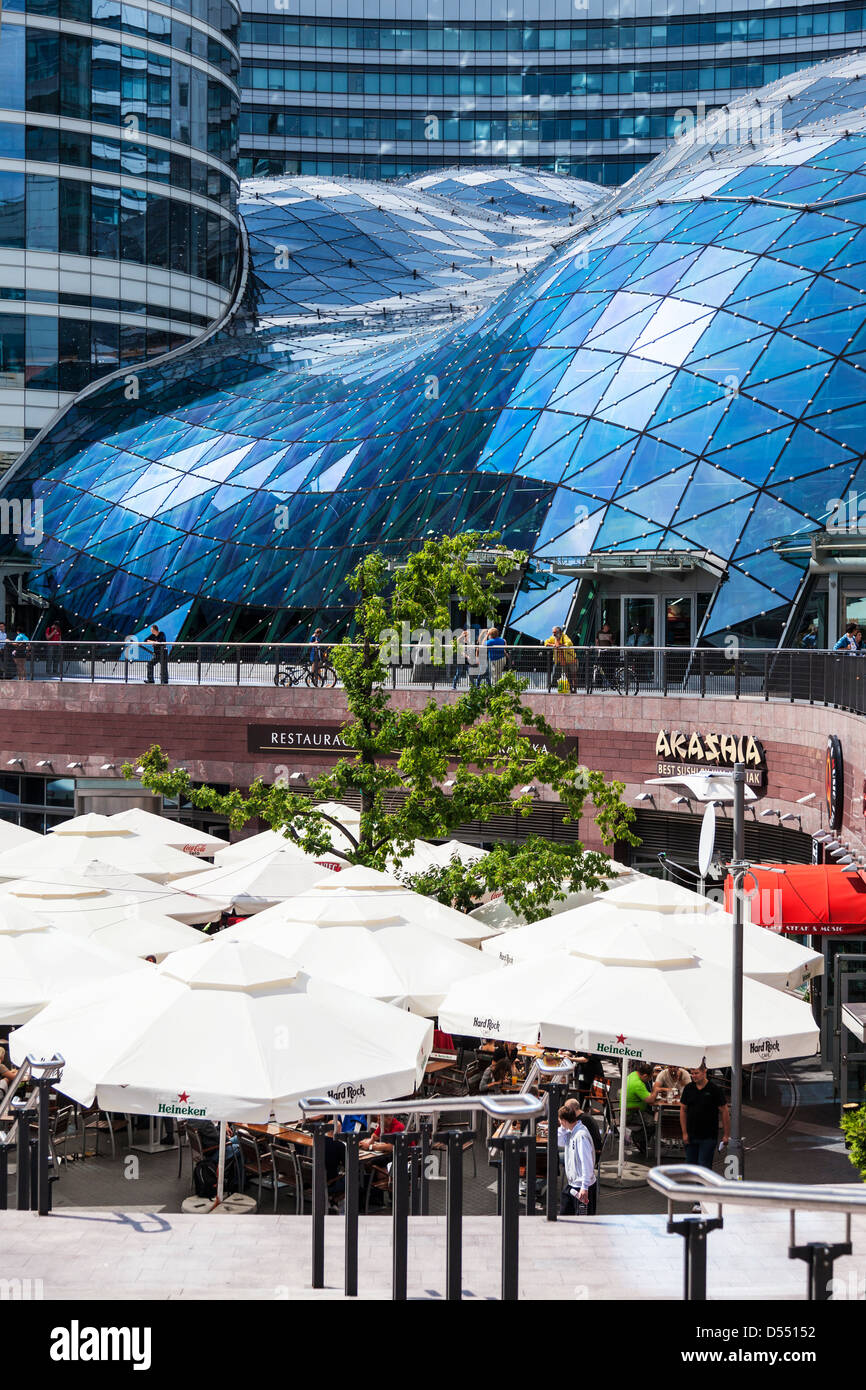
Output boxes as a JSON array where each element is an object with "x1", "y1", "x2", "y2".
[
  {"x1": 5, "y1": 53, "x2": 866, "y2": 649},
  {"x1": 237, "y1": 0, "x2": 866, "y2": 183},
  {"x1": 0, "y1": 0, "x2": 242, "y2": 470}
]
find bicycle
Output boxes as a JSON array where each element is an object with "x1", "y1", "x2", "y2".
[
  {"x1": 272, "y1": 657, "x2": 337, "y2": 688},
  {"x1": 587, "y1": 653, "x2": 639, "y2": 697}
]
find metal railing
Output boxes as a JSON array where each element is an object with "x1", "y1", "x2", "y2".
[
  {"x1": 0, "y1": 1055, "x2": 64, "y2": 1215},
  {"x1": 299, "y1": 1092, "x2": 544, "y2": 1301},
  {"x1": 649, "y1": 1165, "x2": 866, "y2": 1301},
  {"x1": 4, "y1": 640, "x2": 866, "y2": 712}
]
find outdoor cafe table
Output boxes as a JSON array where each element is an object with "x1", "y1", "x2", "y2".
[{"x1": 653, "y1": 1100, "x2": 686, "y2": 1166}]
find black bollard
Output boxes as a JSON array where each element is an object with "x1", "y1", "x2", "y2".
[
  {"x1": 15, "y1": 1104, "x2": 30, "y2": 1212},
  {"x1": 789, "y1": 1240, "x2": 853, "y2": 1300},
  {"x1": 668, "y1": 1213, "x2": 723, "y2": 1300},
  {"x1": 342, "y1": 1131, "x2": 362, "y2": 1298},
  {"x1": 419, "y1": 1121, "x2": 431, "y2": 1216},
  {"x1": 391, "y1": 1131, "x2": 411, "y2": 1302},
  {"x1": 36, "y1": 1076, "x2": 53, "y2": 1216},
  {"x1": 309, "y1": 1124, "x2": 327, "y2": 1289},
  {"x1": 524, "y1": 1133, "x2": 537, "y2": 1216},
  {"x1": 444, "y1": 1130, "x2": 464, "y2": 1301},
  {"x1": 545, "y1": 1082, "x2": 567, "y2": 1222},
  {"x1": 499, "y1": 1135, "x2": 523, "y2": 1301},
  {"x1": 0, "y1": 1141, "x2": 7, "y2": 1211}
]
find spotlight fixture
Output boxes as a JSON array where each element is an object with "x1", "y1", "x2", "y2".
[
  {"x1": 796, "y1": 793, "x2": 816, "y2": 804},
  {"x1": 672, "y1": 795, "x2": 691, "y2": 805},
  {"x1": 288, "y1": 772, "x2": 306, "y2": 784},
  {"x1": 813, "y1": 831, "x2": 832, "y2": 842},
  {"x1": 824, "y1": 840, "x2": 841, "y2": 852},
  {"x1": 634, "y1": 792, "x2": 656, "y2": 804},
  {"x1": 760, "y1": 808, "x2": 780, "y2": 819},
  {"x1": 836, "y1": 855, "x2": 855, "y2": 864},
  {"x1": 6, "y1": 758, "x2": 23, "y2": 767},
  {"x1": 67, "y1": 761, "x2": 84, "y2": 771},
  {"x1": 100, "y1": 762, "x2": 117, "y2": 771},
  {"x1": 36, "y1": 760, "x2": 53, "y2": 769},
  {"x1": 780, "y1": 813, "x2": 801, "y2": 826}
]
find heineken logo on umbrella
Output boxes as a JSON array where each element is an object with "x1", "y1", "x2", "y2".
[
  {"x1": 597, "y1": 1035, "x2": 644, "y2": 1059},
  {"x1": 156, "y1": 1092, "x2": 208, "y2": 1117}
]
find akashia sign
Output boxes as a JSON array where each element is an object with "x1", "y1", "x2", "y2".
[{"x1": 655, "y1": 729, "x2": 767, "y2": 788}]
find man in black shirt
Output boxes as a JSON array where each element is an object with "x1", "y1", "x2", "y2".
[
  {"x1": 679, "y1": 1060, "x2": 730, "y2": 1171},
  {"x1": 145, "y1": 623, "x2": 168, "y2": 684}
]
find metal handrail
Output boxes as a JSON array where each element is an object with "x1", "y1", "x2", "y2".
[
  {"x1": 299, "y1": 1093, "x2": 544, "y2": 1121},
  {"x1": 648, "y1": 1164, "x2": 866, "y2": 1217},
  {"x1": 0, "y1": 1060, "x2": 34, "y2": 1141}
]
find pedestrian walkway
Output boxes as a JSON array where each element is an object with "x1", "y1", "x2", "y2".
[{"x1": 2, "y1": 1206, "x2": 863, "y2": 1300}]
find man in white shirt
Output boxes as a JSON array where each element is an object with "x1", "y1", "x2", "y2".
[{"x1": 557, "y1": 1102, "x2": 598, "y2": 1215}]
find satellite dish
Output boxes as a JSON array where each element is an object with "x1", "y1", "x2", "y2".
[{"x1": 698, "y1": 802, "x2": 716, "y2": 880}]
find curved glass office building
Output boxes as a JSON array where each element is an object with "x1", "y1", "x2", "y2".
[
  {"x1": 238, "y1": 0, "x2": 866, "y2": 183},
  {"x1": 5, "y1": 54, "x2": 866, "y2": 651},
  {"x1": 0, "y1": 0, "x2": 242, "y2": 469}
]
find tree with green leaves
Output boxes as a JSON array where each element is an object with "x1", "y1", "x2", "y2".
[{"x1": 127, "y1": 531, "x2": 638, "y2": 921}]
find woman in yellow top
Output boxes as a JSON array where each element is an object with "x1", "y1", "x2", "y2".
[{"x1": 545, "y1": 625, "x2": 576, "y2": 692}]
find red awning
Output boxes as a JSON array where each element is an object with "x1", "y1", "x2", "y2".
[{"x1": 724, "y1": 864, "x2": 866, "y2": 935}]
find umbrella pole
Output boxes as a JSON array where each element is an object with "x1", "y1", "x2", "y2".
[
  {"x1": 618, "y1": 1056, "x2": 628, "y2": 1180},
  {"x1": 216, "y1": 1119, "x2": 227, "y2": 1206}
]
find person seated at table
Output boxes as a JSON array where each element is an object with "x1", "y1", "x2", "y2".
[
  {"x1": 574, "y1": 1052, "x2": 605, "y2": 1102},
  {"x1": 479, "y1": 1058, "x2": 511, "y2": 1094},
  {"x1": 652, "y1": 1064, "x2": 691, "y2": 1098},
  {"x1": 359, "y1": 1115, "x2": 406, "y2": 1206},
  {"x1": 432, "y1": 1025, "x2": 455, "y2": 1052},
  {"x1": 556, "y1": 1103, "x2": 598, "y2": 1215},
  {"x1": 0, "y1": 1045, "x2": 17, "y2": 1097},
  {"x1": 625, "y1": 1061, "x2": 657, "y2": 1156},
  {"x1": 340, "y1": 1113, "x2": 367, "y2": 1133}
]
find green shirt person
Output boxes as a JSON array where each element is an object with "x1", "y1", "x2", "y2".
[{"x1": 626, "y1": 1067, "x2": 653, "y2": 1112}]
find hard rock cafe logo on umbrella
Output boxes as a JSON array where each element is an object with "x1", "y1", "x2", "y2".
[
  {"x1": 327, "y1": 1083, "x2": 367, "y2": 1103},
  {"x1": 596, "y1": 1033, "x2": 644, "y2": 1059},
  {"x1": 748, "y1": 1038, "x2": 781, "y2": 1058},
  {"x1": 156, "y1": 1091, "x2": 207, "y2": 1117}
]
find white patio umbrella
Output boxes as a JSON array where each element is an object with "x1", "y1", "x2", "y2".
[
  {"x1": 600, "y1": 877, "x2": 719, "y2": 914},
  {"x1": 109, "y1": 809, "x2": 229, "y2": 856},
  {"x1": 481, "y1": 902, "x2": 823, "y2": 992},
  {"x1": 390, "y1": 839, "x2": 489, "y2": 878},
  {"x1": 11, "y1": 938, "x2": 433, "y2": 1201},
  {"x1": 73, "y1": 860, "x2": 230, "y2": 925},
  {"x1": 0, "y1": 816, "x2": 211, "y2": 883},
  {"x1": 212, "y1": 828, "x2": 337, "y2": 868},
  {"x1": 0, "y1": 873, "x2": 209, "y2": 961},
  {"x1": 171, "y1": 848, "x2": 343, "y2": 914},
  {"x1": 0, "y1": 821, "x2": 42, "y2": 852},
  {"x1": 439, "y1": 931, "x2": 818, "y2": 1176},
  {"x1": 468, "y1": 861, "x2": 638, "y2": 932},
  {"x1": 259, "y1": 864, "x2": 499, "y2": 945},
  {"x1": 225, "y1": 915, "x2": 501, "y2": 1014},
  {"x1": 0, "y1": 902, "x2": 146, "y2": 1025}
]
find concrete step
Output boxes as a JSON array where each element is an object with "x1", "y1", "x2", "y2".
[{"x1": 1, "y1": 1207, "x2": 864, "y2": 1300}]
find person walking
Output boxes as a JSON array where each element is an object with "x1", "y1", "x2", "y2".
[
  {"x1": 557, "y1": 1103, "x2": 598, "y2": 1215},
  {"x1": 544, "y1": 624, "x2": 576, "y2": 692},
  {"x1": 308, "y1": 627, "x2": 325, "y2": 683},
  {"x1": 45, "y1": 619, "x2": 62, "y2": 677},
  {"x1": 145, "y1": 623, "x2": 168, "y2": 684},
  {"x1": 679, "y1": 1060, "x2": 730, "y2": 1172},
  {"x1": 12, "y1": 629, "x2": 29, "y2": 681},
  {"x1": 451, "y1": 626, "x2": 470, "y2": 689},
  {"x1": 834, "y1": 621, "x2": 859, "y2": 653}
]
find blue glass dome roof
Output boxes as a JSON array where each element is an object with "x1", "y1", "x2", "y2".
[{"x1": 5, "y1": 56, "x2": 866, "y2": 642}]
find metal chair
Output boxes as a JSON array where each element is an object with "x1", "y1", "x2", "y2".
[
  {"x1": 50, "y1": 1105, "x2": 79, "y2": 1168},
  {"x1": 234, "y1": 1126, "x2": 280, "y2": 1212},
  {"x1": 270, "y1": 1140, "x2": 307, "y2": 1213},
  {"x1": 78, "y1": 1105, "x2": 131, "y2": 1160}
]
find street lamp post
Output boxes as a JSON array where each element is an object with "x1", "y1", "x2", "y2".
[{"x1": 729, "y1": 762, "x2": 746, "y2": 1180}]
